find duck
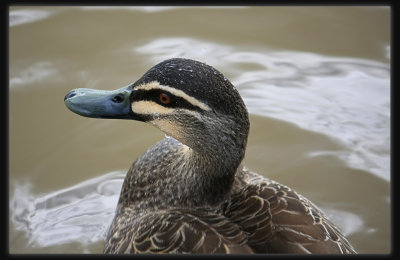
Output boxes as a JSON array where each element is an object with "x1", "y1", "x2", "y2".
[{"x1": 64, "y1": 58, "x2": 356, "y2": 254}]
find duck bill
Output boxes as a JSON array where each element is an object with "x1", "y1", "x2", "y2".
[{"x1": 64, "y1": 84, "x2": 138, "y2": 120}]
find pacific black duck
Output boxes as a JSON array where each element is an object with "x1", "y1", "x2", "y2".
[{"x1": 64, "y1": 58, "x2": 356, "y2": 254}]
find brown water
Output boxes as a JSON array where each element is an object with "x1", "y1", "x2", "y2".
[{"x1": 9, "y1": 6, "x2": 390, "y2": 254}]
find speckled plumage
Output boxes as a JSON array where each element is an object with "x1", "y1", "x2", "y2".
[
  {"x1": 65, "y1": 58, "x2": 356, "y2": 254},
  {"x1": 104, "y1": 138, "x2": 355, "y2": 254}
]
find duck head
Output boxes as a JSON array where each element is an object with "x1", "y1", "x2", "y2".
[{"x1": 64, "y1": 58, "x2": 250, "y2": 159}]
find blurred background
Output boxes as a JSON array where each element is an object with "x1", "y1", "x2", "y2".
[{"x1": 9, "y1": 6, "x2": 390, "y2": 254}]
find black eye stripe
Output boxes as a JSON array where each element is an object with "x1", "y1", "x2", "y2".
[
  {"x1": 132, "y1": 89, "x2": 176, "y2": 105},
  {"x1": 132, "y1": 89, "x2": 203, "y2": 112}
]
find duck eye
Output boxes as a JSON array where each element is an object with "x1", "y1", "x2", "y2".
[{"x1": 159, "y1": 93, "x2": 172, "y2": 105}]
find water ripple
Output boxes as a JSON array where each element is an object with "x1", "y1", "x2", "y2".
[
  {"x1": 10, "y1": 61, "x2": 61, "y2": 89},
  {"x1": 11, "y1": 171, "x2": 125, "y2": 249},
  {"x1": 9, "y1": 9, "x2": 53, "y2": 27}
]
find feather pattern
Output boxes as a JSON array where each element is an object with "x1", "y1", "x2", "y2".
[
  {"x1": 104, "y1": 165, "x2": 356, "y2": 254},
  {"x1": 222, "y1": 168, "x2": 356, "y2": 253},
  {"x1": 104, "y1": 208, "x2": 253, "y2": 253}
]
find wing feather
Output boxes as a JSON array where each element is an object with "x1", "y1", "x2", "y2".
[
  {"x1": 223, "y1": 168, "x2": 357, "y2": 254},
  {"x1": 104, "y1": 208, "x2": 253, "y2": 254}
]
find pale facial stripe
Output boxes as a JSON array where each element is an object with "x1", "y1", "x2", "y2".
[
  {"x1": 131, "y1": 100, "x2": 173, "y2": 116},
  {"x1": 134, "y1": 81, "x2": 211, "y2": 112}
]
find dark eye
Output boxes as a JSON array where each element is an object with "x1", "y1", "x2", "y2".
[{"x1": 159, "y1": 93, "x2": 172, "y2": 105}]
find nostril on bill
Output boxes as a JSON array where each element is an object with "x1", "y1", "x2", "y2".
[
  {"x1": 112, "y1": 94, "x2": 124, "y2": 103},
  {"x1": 64, "y1": 91, "x2": 77, "y2": 101}
]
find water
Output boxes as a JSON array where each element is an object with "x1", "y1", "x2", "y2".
[{"x1": 9, "y1": 6, "x2": 390, "y2": 254}]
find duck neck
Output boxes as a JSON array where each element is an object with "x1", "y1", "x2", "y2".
[
  {"x1": 118, "y1": 111, "x2": 250, "y2": 211},
  {"x1": 180, "y1": 113, "x2": 249, "y2": 206},
  {"x1": 118, "y1": 131, "x2": 247, "y2": 212},
  {"x1": 186, "y1": 139, "x2": 246, "y2": 206}
]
